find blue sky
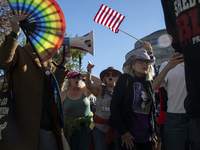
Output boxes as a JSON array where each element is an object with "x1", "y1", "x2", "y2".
[{"x1": 55, "y1": 0, "x2": 166, "y2": 77}]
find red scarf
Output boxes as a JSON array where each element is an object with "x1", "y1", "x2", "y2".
[{"x1": 90, "y1": 115, "x2": 116, "y2": 150}]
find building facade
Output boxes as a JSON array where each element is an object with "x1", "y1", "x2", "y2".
[{"x1": 125, "y1": 29, "x2": 174, "y2": 68}]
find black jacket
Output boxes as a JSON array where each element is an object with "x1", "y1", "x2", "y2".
[{"x1": 108, "y1": 73, "x2": 156, "y2": 135}]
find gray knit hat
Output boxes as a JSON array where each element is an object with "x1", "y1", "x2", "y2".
[{"x1": 123, "y1": 50, "x2": 155, "y2": 68}]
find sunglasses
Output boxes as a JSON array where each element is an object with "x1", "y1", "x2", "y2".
[
  {"x1": 137, "y1": 59, "x2": 151, "y2": 65},
  {"x1": 69, "y1": 74, "x2": 81, "y2": 79},
  {"x1": 105, "y1": 73, "x2": 118, "y2": 77}
]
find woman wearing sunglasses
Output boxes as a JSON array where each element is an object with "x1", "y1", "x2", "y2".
[
  {"x1": 61, "y1": 71, "x2": 102, "y2": 150},
  {"x1": 85, "y1": 62, "x2": 122, "y2": 150},
  {"x1": 108, "y1": 42, "x2": 158, "y2": 150}
]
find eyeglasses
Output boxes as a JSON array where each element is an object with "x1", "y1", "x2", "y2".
[
  {"x1": 69, "y1": 74, "x2": 81, "y2": 79},
  {"x1": 105, "y1": 73, "x2": 117, "y2": 77},
  {"x1": 137, "y1": 59, "x2": 151, "y2": 65}
]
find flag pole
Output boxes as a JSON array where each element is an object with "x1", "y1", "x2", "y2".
[
  {"x1": 79, "y1": 50, "x2": 81, "y2": 72},
  {"x1": 118, "y1": 29, "x2": 143, "y2": 43}
]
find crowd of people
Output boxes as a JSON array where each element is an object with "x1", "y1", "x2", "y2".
[{"x1": 1, "y1": 2, "x2": 200, "y2": 149}]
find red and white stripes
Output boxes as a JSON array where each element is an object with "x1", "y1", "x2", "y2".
[{"x1": 94, "y1": 4, "x2": 125, "y2": 33}]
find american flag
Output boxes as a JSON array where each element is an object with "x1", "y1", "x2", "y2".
[{"x1": 94, "y1": 4, "x2": 125, "y2": 33}]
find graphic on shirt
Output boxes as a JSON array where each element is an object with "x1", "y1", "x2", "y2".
[
  {"x1": 0, "y1": 122, "x2": 7, "y2": 140},
  {"x1": 99, "y1": 88, "x2": 112, "y2": 112},
  {"x1": 101, "y1": 99, "x2": 111, "y2": 111},
  {"x1": 0, "y1": 97, "x2": 9, "y2": 140},
  {"x1": 173, "y1": 0, "x2": 200, "y2": 45},
  {"x1": 132, "y1": 82, "x2": 152, "y2": 114}
]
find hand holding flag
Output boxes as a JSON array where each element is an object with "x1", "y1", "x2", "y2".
[{"x1": 94, "y1": 4, "x2": 143, "y2": 42}]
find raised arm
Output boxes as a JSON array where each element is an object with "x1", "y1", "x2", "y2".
[
  {"x1": 81, "y1": 73, "x2": 102, "y2": 85},
  {"x1": 85, "y1": 62, "x2": 102, "y2": 98},
  {"x1": 142, "y1": 41, "x2": 153, "y2": 56},
  {"x1": 142, "y1": 42, "x2": 158, "y2": 77},
  {"x1": 0, "y1": 14, "x2": 27, "y2": 70},
  {"x1": 152, "y1": 52, "x2": 184, "y2": 90}
]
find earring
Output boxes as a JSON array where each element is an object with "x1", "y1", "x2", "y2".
[{"x1": 132, "y1": 65, "x2": 134, "y2": 69}]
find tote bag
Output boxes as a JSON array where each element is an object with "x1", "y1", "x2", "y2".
[{"x1": 0, "y1": 67, "x2": 19, "y2": 145}]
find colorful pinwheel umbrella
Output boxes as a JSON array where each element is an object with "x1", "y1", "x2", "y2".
[{"x1": 7, "y1": 0, "x2": 66, "y2": 63}]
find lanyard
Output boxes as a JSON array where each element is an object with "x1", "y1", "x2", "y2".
[{"x1": 46, "y1": 67, "x2": 64, "y2": 128}]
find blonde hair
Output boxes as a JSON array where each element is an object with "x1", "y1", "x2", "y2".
[
  {"x1": 102, "y1": 76, "x2": 106, "y2": 85},
  {"x1": 122, "y1": 64, "x2": 155, "y2": 81},
  {"x1": 62, "y1": 79, "x2": 86, "y2": 91}
]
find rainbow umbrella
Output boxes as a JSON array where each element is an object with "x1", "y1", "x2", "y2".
[{"x1": 7, "y1": 0, "x2": 66, "y2": 63}]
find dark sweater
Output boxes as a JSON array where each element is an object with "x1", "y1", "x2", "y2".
[{"x1": 161, "y1": 0, "x2": 200, "y2": 117}]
